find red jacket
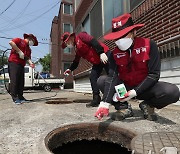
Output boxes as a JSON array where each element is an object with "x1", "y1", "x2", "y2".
[
  {"x1": 75, "y1": 36, "x2": 109, "y2": 65},
  {"x1": 113, "y1": 37, "x2": 150, "y2": 87},
  {"x1": 8, "y1": 38, "x2": 31, "y2": 66}
]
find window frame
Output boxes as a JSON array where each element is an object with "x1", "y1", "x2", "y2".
[
  {"x1": 63, "y1": 3, "x2": 73, "y2": 15},
  {"x1": 63, "y1": 23, "x2": 73, "y2": 33}
]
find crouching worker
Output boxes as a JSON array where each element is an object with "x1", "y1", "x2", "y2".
[
  {"x1": 95, "y1": 13, "x2": 180, "y2": 121},
  {"x1": 8, "y1": 33, "x2": 38, "y2": 104},
  {"x1": 61, "y1": 31, "x2": 110, "y2": 107}
]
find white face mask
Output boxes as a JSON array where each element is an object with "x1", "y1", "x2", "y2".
[
  {"x1": 29, "y1": 40, "x2": 34, "y2": 46},
  {"x1": 66, "y1": 44, "x2": 74, "y2": 49},
  {"x1": 115, "y1": 38, "x2": 133, "y2": 51}
]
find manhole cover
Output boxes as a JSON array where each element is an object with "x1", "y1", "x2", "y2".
[
  {"x1": 131, "y1": 132, "x2": 180, "y2": 154},
  {"x1": 73, "y1": 99, "x2": 91, "y2": 103},
  {"x1": 45, "y1": 122, "x2": 136, "y2": 154}
]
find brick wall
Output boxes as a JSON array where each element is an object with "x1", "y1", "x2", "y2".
[
  {"x1": 131, "y1": 0, "x2": 180, "y2": 43},
  {"x1": 50, "y1": 16, "x2": 60, "y2": 77},
  {"x1": 73, "y1": 0, "x2": 94, "y2": 77},
  {"x1": 72, "y1": 0, "x2": 180, "y2": 77}
]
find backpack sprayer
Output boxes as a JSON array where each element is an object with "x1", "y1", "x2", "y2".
[{"x1": 0, "y1": 49, "x2": 58, "y2": 102}]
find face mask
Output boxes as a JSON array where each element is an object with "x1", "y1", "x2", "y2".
[
  {"x1": 66, "y1": 44, "x2": 74, "y2": 49},
  {"x1": 29, "y1": 40, "x2": 34, "y2": 46},
  {"x1": 115, "y1": 38, "x2": 133, "y2": 51}
]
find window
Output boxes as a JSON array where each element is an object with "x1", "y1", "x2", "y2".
[
  {"x1": 64, "y1": 62, "x2": 71, "y2": 72},
  {"x1": 82, "y1": 15, "x2": 90, "y2": 34},
  {"x1": 103, "y1": 0, "x2": 130, "y2": 33},
  {"x1": 63, "y1": 23, "x2": 73, "y2": 33},
  {"x1": 24, "y1": 67, "x2": 29, "y2": 73},
  {"x1": 63, "y1": 3, "x2": 73, "y2": 15},
  {"x1": 64, "y1": 48, "x2": 71, "y2": 54},
  {"x1": 90, "y1": 0, "x2": 102, "y2": 39},
  {"x1": 130, "y1": 0, "x2": 144, "y2": 11},
  {"x1": 0, "y1": 68, "x2": 8, "y2": 75}
]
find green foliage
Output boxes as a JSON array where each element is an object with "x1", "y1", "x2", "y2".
[
  {"x1": 0, "y1": 49, "x2": 8, "y2": 67},
  {"x1": 38, "y1": 53, "x2": 51, "y2": 72}
]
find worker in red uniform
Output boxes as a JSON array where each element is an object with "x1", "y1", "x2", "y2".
[
  {"x1": 8, "y1": 33, "x2": 38, "y2": 104},
  {"x1": 95, "y1": 13, "x2": 180, "y2": 121},
  {"x1": 61, "y1": 31, "x2": 110, "y2": 107}
]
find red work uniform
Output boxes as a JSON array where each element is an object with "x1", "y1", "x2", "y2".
[
  {"x1": 68, "y1": 32, "x2": 110, "y2": 95},
  {"x1": 8, "y1": 38, "x2": 31, "y2": 102}
]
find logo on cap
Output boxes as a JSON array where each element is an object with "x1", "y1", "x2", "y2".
[{"x1": 113, "y1": 21, "x2": 122, "y2": 29}]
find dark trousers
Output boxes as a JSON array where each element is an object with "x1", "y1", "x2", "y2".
[
  {"x1": 97, "y1": 75, "x2": 180, "y2": 109},
  {"x1": 90, "y1": 63, "x2": 109, "y2": 95},
  {"x1": 8, "y1": 62, "x2": 25, "y2": 101},
  {"x1": 89, "y1": 51, "x2": 110, "y2": 95}
]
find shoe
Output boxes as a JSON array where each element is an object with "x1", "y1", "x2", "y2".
[
  {"x1": 14, "y1": 99, "x2": 22, "y2": 105},
  {"x1": 111, "y1": 104, "x2": 134, "y2": 120},
  {"x1": 19, "y1": 96, "x2": 29, "y2": 103},
  {"x1": 113, "y1": 101, "x2": 128, "y2": 110},
  {"x1": 86, "y1": 94, "x2": 101, "y2": 108},
  {"x1": 139, "y1": 101, "x2": 157, "y2": 121},
  {"x1": 20, "y1": 99, "x2": 29, "y2": 103}
]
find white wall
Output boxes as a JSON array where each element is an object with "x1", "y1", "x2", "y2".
[
  {"x1": 160, "y1": 57, "x2": 180, "y2": 105},
  {"x1": 73, "y1": 77, "x2": 92, "y2": 93}
]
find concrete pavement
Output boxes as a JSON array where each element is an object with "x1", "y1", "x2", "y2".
[{"x1": 0, "y1": 90, "x2": 180, "y2": 154}]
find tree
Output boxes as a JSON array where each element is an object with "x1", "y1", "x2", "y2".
[
  {"x1": 38, "y1": 53, "x2": 51, "y2": 72},
  {"x1": 0, "y1": 49, "x2": 8, "y2": 68}
]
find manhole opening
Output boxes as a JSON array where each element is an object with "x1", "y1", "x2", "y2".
[
  {"x1": 46, "y1": 98, "x2": 92, "y2": 104},
  {"x1": 45, "y1": 98, "x2": 72, "y2": 104},
  {"x1": 45, "y1": 123, "x2": 136, "y2": 154},
  {"x1": 73, "y1": 99, "x2": 91, "y2": 103},
  {"x1": 52, "y1": 139, "x2": 131, "y2": 154}
]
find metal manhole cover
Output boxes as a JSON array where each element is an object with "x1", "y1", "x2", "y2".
[{"x1": 131, "y1": 132, "x2": 180, "y2": 154}]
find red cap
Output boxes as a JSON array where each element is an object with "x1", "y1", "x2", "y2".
[
  {"x1": 23, "y1": 33, "x2": 38, "y2": 46},
  {"x1": 104, "y1": 13, "x2": 144, "y2": 40},
  {"x1": 61, "y1": 32, "x2": 75, "y2": 49}
]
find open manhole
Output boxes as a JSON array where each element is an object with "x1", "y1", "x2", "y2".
[
  {"x1": 46, "y1": 98, "x2": 92, "y2": 104},
  {"x1": 45, "y1": 122, "x2": 136, "y2": 154},
  {"x1": 46, "y1": 98, "x2": 73, "y2": 104}
]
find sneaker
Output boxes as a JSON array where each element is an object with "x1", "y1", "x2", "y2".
[
  {"x1": 86, "y1": 94, "x2": 101, "y2": 108},
  {"x1": 110, "y1": 104, "x2": 134, "y2": 120},
  {"x1": 14, "y1": 99, "x2": 22, "y2": 105},
  {"x1": 20, "y1": 99, "x2": 29, "y2": 103},
  {"x1": 139, "y1": 101, "x2": 157, "y2": 121},
  {"x1": 18, "y1": 96, "x2": 29, "y2": 103}
]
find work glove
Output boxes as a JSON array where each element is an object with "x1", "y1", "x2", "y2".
[
  {"x1": 30, "y1": 63, "x2": 35, "y2": 68},
  {"x1": 18, "y1": 50, "x2": 24, "y2": 59},
  {"x1": 112, "y1": 93, "x2": 119, "y2": 102},
  {"x1": 160, "y1": 147, "x2": 177, "y2": 154},
  {"x1": 116, "y1": 89, "x2": 137, "y2": 102},
  {"x1": 64, "y1": 69, "x2": 71, "y2": 76},
  {"x1": 100, "y1": 53, "x2": 108, "y2": 64},
  {"x1": 94, "y1": 101, "x2": 110, "y2": 120}
]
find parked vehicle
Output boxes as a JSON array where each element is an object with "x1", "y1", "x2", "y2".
[{"x1": 0, "y1": 65, "x2": 65, "y2": 92}]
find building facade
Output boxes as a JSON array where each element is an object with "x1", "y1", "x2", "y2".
[
  {"x1": 50, "y1": 0, "x2": 75, "y2": 88},
  {"x1": 50, "y1": 0, "x2": 180, "y2": 104}
]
